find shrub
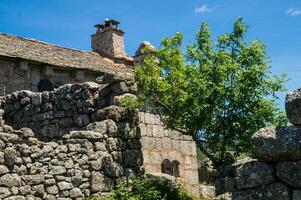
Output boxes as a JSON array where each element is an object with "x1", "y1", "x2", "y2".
[{"x1": 88, "y1": 176, "x2": 193, "y2": 200}]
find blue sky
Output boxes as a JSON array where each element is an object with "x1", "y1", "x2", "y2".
[{"x1": 0, "y1": 0, "x2": 300, "y2": 109}]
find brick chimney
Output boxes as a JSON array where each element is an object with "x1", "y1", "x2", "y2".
[{"x1": 91, "y1": 19, "x2": 126, "y2": 58}]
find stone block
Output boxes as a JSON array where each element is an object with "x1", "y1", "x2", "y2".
[
  {"x1": 152, "y1": 125, "x2": 164, "y2": 138},
  {"x1": 146, "y1": 125, "x2": 153, "y2": 137},
  {"x1": 144, "y1": 112, "x2": 155, "y2": 124},
  {"x1": 171, "y1": 139, "x2": 180, "y2": 150}
]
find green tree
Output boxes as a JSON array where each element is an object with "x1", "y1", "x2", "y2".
[{"x1": 135, "y1": 18, "x2": 287, "y2": 166}]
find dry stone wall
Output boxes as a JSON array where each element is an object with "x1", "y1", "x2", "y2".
[
  {"x1": 214, "y1": 88, "x2": 301, "y2": 200},
  {"x1": 0, "y1": 72, "x2": 199, "y2": 199},
  {"x1": 0, "y1": 77, "x2": 144, "y2": 199}
]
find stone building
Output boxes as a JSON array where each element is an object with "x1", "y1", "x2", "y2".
[
  {"x1": 0, "y1": 19, "x2": 199, "y2": 199},
  {"x1": 0, "y1": 19, "x2": 133, "y2": 96}
]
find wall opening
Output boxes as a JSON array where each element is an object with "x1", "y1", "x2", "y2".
[
  {"x1": 38, "y1": 79, "x2": 54, "y2": 92},
  {"x1": 161, "y1": 159, "x2": 173, "y2": 176},
  {"x1": 172, "y1": 160, "x2": 180, "y2": 177}
]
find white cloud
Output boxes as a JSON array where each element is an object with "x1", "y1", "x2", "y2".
[
  {"x1": 286, "y1": 8, "x2": 301, "y2": 16},
  {"x1": 194, "y1": 4, "x2": 216, "y2": 14}
]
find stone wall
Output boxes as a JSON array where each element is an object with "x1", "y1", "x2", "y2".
[
  {"x1": 0, "y1": 77, "x2": 144, "y2": 199},
  {"x1": 2, "y1": 76, "x2": 137, "y2": 137},
  {"x1": 139, "y1": 109, "x2": 199, "y2": 197},
  {"x1": 0, "y1": 73, "x2": 199, "y2": 199},
  {"x1": 214, "y1": 88, "x2": 301, "y2": 200}
]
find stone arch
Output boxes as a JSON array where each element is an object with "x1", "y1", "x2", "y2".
[
  {"x1": 172, "y1": 160, "x2": 180, "y2": 177},
  {"x1": 161, "y1": 159, "x2": 173, "y2": 175},
  {"x1": 38, "y1": 79, "x2": 54, "y2": 92}
]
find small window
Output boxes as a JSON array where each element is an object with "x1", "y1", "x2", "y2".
[
  {"x1": 172, "y1": 160, "x2": 180, "y2": 177},
  {"x1": 161, "y1": 159, "x2": 173, "y2": 176},
  {"x1": 38, "y1": 79, "x2": 54, "y2": 92}
]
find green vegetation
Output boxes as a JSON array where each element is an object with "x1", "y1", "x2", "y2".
[
  {"x1": 117, "y1": 95, "x2": 144, "y2": 110},
  {"x1": 87, "y1": 176, "x2": 193, "y2": 200},
  {"x1": 135, "y1": 18, "x2": 288, "y2": 166}
]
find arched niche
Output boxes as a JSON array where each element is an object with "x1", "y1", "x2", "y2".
[
  {"x1": 161, "y1": 159, "x2": 173, "y2": 176},
  {"x1": 172, "y1": 160, "x2": 180, "y2": 177}
]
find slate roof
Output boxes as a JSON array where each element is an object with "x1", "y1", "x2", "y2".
[{"x1": 0, "y1": 33, "x2": 133, "y2": 73}]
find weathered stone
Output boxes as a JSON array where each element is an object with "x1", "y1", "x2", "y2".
[
  {"x1": 31, "y1": 184, "x2": 44, "y2": 197},
  {"x1": 285, "y1": 88, "x2": 301, "y2": 125},
  {"x1": 57, "y1": 181, "x2": 73, "y2": 191},
  {"x1": 232, "y1": 182, "x2": 290, "y2": 200},
  {"x1": 0, "y1": 174, "x2": 21, "y2": 187},
  {"x1": 91, "y1": 105, "x2": 127, "y2": 122},
  {"x1": 50, "y1": 166, "x2": 66, "y2": 175},
  {"x1": 200, "y1": 185, "x2": 215, "y2": 200},
  {"x1": 21, "y1": 175, "x2": 44, "y2": 185},
  {"x1": 0, "y1": 132, "x2": 20, "y2": 143},
  {"x1": 276, "y1": 160, "x2": 301, "y2": 189},
  {"x1": 252, "y1": 126, "x2": 301, "y2": 161},
  {"x1": 214, "y1": 192, "x2": 232, "y2": 200},
  {"x1": 19, "y1": 185, "x2": 31, "y2": 195},
  {"x1": 0, "y1": 165, "x2": 9, "y2": 175},
  {"x1": 215, "y1": 158, "x2": 275, "y2": 195},
  {"x1": 70, "y1": 188, "x2": 83, "y2": 198},
  {"x1": 111, "y1": 81, "x2": 130, "y2": 94},
  {"x1": 20, "y1": 127, "x2": 34, "y2": 138},
  {"x1": 46, "y1": 185, "x2": 59, "y2": 195},
  {"x1": 4, "y1": 147, "x2": 17, "y2": 167},
  {"x1": 96, "y1": 72, "x2": 127, "y2": 84},
  {"x1": 70, "y1": 130, "x2": 104, "y2": 139},
  {"x1": 90, "y1": 172, "x2": 114, "y2": 192},
  {"x1": 0, "y1": 187, "x2": 11, "y2": 198},
  {"x1": 4, "y1": 195, "x2": 26, "y2": 200}
]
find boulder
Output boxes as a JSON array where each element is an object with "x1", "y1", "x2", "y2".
[
  {"x1": 252, "y1": 126, "x2": 301, "y2": 161},
  {"x1": 276, "y1": 160, "x2": 301, "y2": 189},
  {"x1": 232, "y1": 182, "x2": 290, "y2": 200},
  {"x1": 285, "y1": 88, "x2": 301, "y2": 125},
  {"x1": 215, "y1": 158, "x2": 275, "y2": 195}
]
